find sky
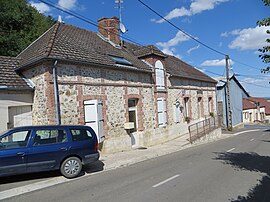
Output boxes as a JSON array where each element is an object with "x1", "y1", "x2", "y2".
[{"x1": 29, "y1": 0, "x2": 270, "y2": 97}]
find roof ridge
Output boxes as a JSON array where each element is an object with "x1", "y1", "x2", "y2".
[{"x1": 45, "y1": 22, "x2": 61, "y2": 57}]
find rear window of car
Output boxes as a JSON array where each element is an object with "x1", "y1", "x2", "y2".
[
  {"x1": 70, "y1": 129, "x2": 93, "y2": 142},
  {"x1": 33, "y1": 129, "x2": 68, "y2": 146}
]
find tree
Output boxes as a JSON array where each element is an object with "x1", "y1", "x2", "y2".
[
  {"x1": 0, "y1": 0, "x2": 56, "y2": 57},
  {"x1": 257, "y1": 0, "x2": 270, "y2": 73}
]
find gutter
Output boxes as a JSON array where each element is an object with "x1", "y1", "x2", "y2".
[{"x1": 53, "y1": 60, "x2": 61, "y2": 125}]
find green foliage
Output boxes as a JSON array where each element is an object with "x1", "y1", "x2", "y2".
[
  {"x1": 257, "y1": 0, "x2": 270, "y2": 73},
  {"x1": 0, "y1": 0, "x2": 56, "y2": 57}
]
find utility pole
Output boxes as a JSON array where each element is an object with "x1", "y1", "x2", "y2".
[{"x1": 225, "y1": 55, "x2": 232, "y2": 131}]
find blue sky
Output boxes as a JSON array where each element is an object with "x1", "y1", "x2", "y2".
[{"x1": 29, "y1": 0, "x2": 270, "y2": 97}]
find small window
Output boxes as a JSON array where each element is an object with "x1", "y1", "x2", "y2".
[
  {"x1": 0, "y1": 130, "x2": 31, "y2": 150},
  {"x1": 70, "y1": 129, "x2": 93, "y2": 142},
  {"x1": 33, "y1": 130, "x2": 67, "y2": 146},
  {"x1": 111, "y1": 56, "x2": 132, "y2": 66}
]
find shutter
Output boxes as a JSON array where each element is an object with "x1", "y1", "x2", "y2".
[
  {"x1": 157, "y1": 97, "x2": 167, "y2": 127},
  {"x1": 84, "y1": 100, "x2": 104, "y2": 143},
  {"x1": 155, "y1": 60, "x2": 165, "y2": 90},
  {"x1": 157, "y1": 98, "x2": 164, "y2": 126},
  {"x1": 174, "y1": 102, "x2": 181, "y2": 123}
]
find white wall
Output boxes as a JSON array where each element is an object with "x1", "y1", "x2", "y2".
[{"x1": 0, "y1": 92, "x2": 33, "y2": 132}]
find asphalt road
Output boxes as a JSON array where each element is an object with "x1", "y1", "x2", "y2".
[{"x1": 1, "y1": 127, "x2": 270, "y2": 202}]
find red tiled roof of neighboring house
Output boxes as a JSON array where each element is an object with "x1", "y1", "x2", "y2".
[
  {"x1": 243, "y1": 97, "x2": 270, "y2": 115},
  {"x1": 0, "y1": 56, "x2": 32, "y2": 91},
  {"x1": 16, "y1": 22, "x2": 216, "y2": 83},
  {"x1": 243, "y1": 98, "x2": 257, "y2": 109}
]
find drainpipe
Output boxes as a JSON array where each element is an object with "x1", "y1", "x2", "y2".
[{"x1": 53, "y1": 60, "x2": 61, "y2": 125}]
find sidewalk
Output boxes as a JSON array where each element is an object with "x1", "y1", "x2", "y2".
[{"x1": 96, "y1": 130, "x2": 234, "y2": 171}]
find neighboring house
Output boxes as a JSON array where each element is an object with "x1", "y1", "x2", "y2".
[
  {"x1": 243, "y1": 97, "x2": 270, "y2": 123},
  {"x1": 0, "y1": 56, "x2": 33, "y2": 131},
  {"x1": 3, "y1": 17, "x2": 217, "y2": 152},
  {"x1": 216, "y1": 75, "x2": 249, "y2": 130}
]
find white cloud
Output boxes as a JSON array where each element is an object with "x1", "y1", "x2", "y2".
[
  {"x1": 157, "y1": 31, "x2": 190, "y2": 48},
  {"x1": 30, "y1": 2, "x2": 51, "y2": 13},
  {"x1": 221, "y1": 29, "x2": 241, "y2": 37},
  {"x1": 156, "y1": 0, "x2": 228, "y2": 23},
  {"x1": 200, "y1": 59, "x2": 234, "y2": 66},
  {"x1": 58, "y1": 0, "x2": 77, "y2": 10},
  {"x1": 228, "y1": 26, "x2": 268, "y2": 50},
  {"x1": 156, "y1": 31, "x2": 190, "y2": 58},
  {"x1": 187, "y1": 45, "x2": 200, "y2": 54}
]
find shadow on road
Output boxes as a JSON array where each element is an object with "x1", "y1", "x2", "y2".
[
  {"x1": 214, "y1": 152, "x2": 270, "y2": 202},
  {"x1": 0, "y1": 171, "x2": 61, "y2": 185},
  {"x1": 83, "y1": 160, "x2": 104, "y2": 174},
  {"x1": 0, "y1": 160, "x2": 104, "y2": 185}
]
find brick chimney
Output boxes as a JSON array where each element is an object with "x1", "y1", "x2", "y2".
[{"x1": 98, "y1": 16, "x2": 120, "y2": 45}]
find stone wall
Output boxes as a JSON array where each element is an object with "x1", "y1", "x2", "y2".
[{"x1": 21, "y1": 60, "x2": 218, "y2": 153}]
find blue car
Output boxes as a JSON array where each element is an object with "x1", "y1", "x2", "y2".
[{"x1": 0, "y1": 125, "x2": 99, "y2": 178}]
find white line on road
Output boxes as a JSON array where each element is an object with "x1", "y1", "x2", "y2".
[
  {"x1": 233, "y1": 129, "x2": 261, "y2": 136},
  {"x1": 226, "y1": 148, "x2": 235, "y2": 152},
  {"x1": 250, "y1": 138, "x2": 254, "y2": 141},
  {"x1": 0, "y1": 176, "x2": 73, "y2": 201},
  {"x1": 152, "y1": 175, "x2": 180, "y2": 188}
]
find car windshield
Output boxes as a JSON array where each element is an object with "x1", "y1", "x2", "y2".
[{"x1": 0, "y1": 129, "x2": 9, "y2": 138}]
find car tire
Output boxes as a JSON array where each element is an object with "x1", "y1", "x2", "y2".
[{"x1": 60, "y1": 157, "x2": 82, "y2": 178}]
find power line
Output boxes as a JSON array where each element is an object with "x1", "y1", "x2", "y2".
[
  {"x1": 230, "y1": 58, "x2": 261, "y2": 71},
  {"x1": 38, "y1": 0, "x2": 144, "y2": 46},
  {"x1": 239, "y1": 80, "x2": 270, "y2": 89},
  {"x1": 137, "y1": 0, "x2": 226, "y2": 57}
]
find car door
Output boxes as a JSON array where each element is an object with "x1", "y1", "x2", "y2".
[
  {"x1": 0, "y1": 129, "x2": 31, "y2": 176},
  {"x1": 27, "y1": 128, "x2": 71, "y2": 172}
]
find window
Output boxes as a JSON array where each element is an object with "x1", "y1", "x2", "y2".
[
  {"x1": 197, "y1": 97, "x2": 202, "y2": 118},
  {"x1": 208, "y1": 97, "x2": 213, "y2": 113},
  {"x1": 0, "y1": 130, "x2": 31, "y2": 149},
  {"x1": 70, "y1": 129, "x2": 93, "y2": 142},
  {"x1": 174, "y1": 101, "x2": 181, "y2": 123},
  {"x1": 184, "y1": 97, "x2": 190, "y2": 118},
  {"x1": 111, "y1": 56, "x2": 132, "y2": 66},
  {"x1": 155, "y1": 60, "x2": 165, "y2": 90},
  {"x1": 157, "y1": 97, "x2": 167, "y2": 127},
  {"x1": 33, "y1": 129, "x2": 67, "y2": 146},
  {"x1": 128, "y1": 99, "x2": 138, "y2": 133}
]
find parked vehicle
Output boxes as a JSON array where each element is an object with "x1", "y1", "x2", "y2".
[{"x1": 0, "y1": 125, "x2": 99, "y2": 178}]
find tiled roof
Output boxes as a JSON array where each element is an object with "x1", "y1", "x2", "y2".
[
  {"x1": 243, "y1": 98, "x2": 257, "y2": 110},
  {"x1": 165, "y1": 55, "x2": 217, "y2": 83},
  {"x1": 0, "y1": 56, "x2": 32, "y2": 90},
  {"x1": 17, "y1": 23, "x2": 151, "y2": 72},
  {"x1": 17, "y1": 22, "x2": 215, "y2": 83},
  {"x1": 244, "y1": 97, "x2": 270, "y2": 115},
  {"x1": 132, "y1": 45, "x2": 167, "y2": 58}
]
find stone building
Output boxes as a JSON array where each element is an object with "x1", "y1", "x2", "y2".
[{"x1": 9, "y1": 17, "x2": 217, "y2": 153}]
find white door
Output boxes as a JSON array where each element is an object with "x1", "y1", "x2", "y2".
[
  {"x1": 84, "y1": 100, "x2": 105, "y2": 143},
  {"x1": 9, "y1": 106, "x2": 32, "y2": 129}
]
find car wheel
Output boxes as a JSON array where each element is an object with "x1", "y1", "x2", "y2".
[{"x1": 60, "y1": 157, "x2": 82, "y2": 178}]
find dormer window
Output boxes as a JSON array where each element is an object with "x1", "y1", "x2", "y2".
[
  {"x1": 155, "y1": 60, "x2": 165, "y2": 90},
  {"x1": 111, "y1": 56, "x2": 132, "y2": 66}
]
